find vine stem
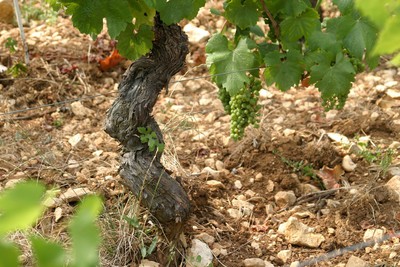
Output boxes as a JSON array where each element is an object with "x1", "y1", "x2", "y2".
[{"x1": 260, "y1": 0, "x2": 279, "y2": 38}]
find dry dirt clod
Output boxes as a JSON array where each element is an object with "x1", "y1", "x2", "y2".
[{"x1": 363, "y1": 228, "x2": 385, "y2": 242}]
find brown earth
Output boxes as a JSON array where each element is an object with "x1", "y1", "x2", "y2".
[{"x1": 1, "y1": 2, "x2": 400, "y2": 267}]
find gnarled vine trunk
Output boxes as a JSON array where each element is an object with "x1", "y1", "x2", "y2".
[{"x1": 105, "y1": 15, "x2": 190, "y2": 237}]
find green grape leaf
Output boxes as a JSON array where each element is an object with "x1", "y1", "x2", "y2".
[
  {"x1": 327, "y1": 15, "x2": 377, "y2": 60},
  {"x1": 224, "y1": 0, "x2": 259, "y2": 29},
  {"x1": 310, "y1": 53, "x2": 355, "y2": 109},
  {"x1": 264, "y1": 50, "x2": 304, "y2": 91},
  {"x1": 280, "y1": 8, "x2": 320, "y2": 41},
  {"x1": 281, "y1": 0, "x2": 309, "y2": 17},
  {"x1": 206, "y1": 34, "x2": 256, "y2": 96},
  {"x1": 355, "y1": 0, "x2": 398, "y2": 29},
  {"x1": 0, "y1": 181, "x2": 47, "y2": 236},
  {"x1": 0, "y1": 240, "x2": 20, "y2": 267},
  {"x1": 373, "y1": 16, "x2": 400, "y2": 55},
  {"x1": 308, "y1": 31, "x2": 342, "y2": 54},
  {"x1": 332, "y1": 0, "x2": 354, "y2": 15},
  {"x1": 104, "y1": 1, "x2": 132, "y2": 38},
  {"x1": 70, "y1": 195, "x2": 102, "y2": 267},
  {"x1": 31, "y1": 236, "x2": 66, "y2": 267},
  {"x1": 117, "y1": 24, "x2": 154, "y2": 60},
  {"x1": 128, "y1": 0, "x2": 155, "y2": 28},
  {"x1": 304, "y1": 50, "x2": 335, "y2": 71},
  {"x1": 150, "y1": 0, "x2": 205, "y2": 25},
  {"x1": 392, "y1": 53, "x2": 400, "y2": 65},
  {"x1": 60, "y1": 0, "x2": 132, "y2": 38}
]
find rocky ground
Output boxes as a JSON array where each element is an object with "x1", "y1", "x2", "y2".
[{"x1": 1, "y1": 1, "x2": 400, "y2": 267}]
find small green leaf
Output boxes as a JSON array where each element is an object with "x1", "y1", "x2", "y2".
[
  {"x1": 147, "y1": 236, "x2": 158, "y2": 255},
  {"x1": 148, "y1": 139, "x2": 156, "y2": 152},
  {"x1": 157, "y1": 143, "x2": 165, "y2": 153},
  {"x1": 206, "y1": 34, "x2": 256, "y2": 96},
  {"x1": 123, "y1": 215, "x2": 140, "y2": 228},
  {"x1": 0, "y1": 240, "x2": 20, "y2": 267},
  {"x1": 137, "y1": 127, "x2": 147, "y2": 134},
  {"x1": 141, "y1": 245, "x2": 147, "y2": 258},
  {"x1": 249, "y1": 25, "x2": 265, "y2": 37},
  {"x1": 264, "y1": 50, "x2": 304, "y2": 91},
  {"x1": 0, "y1": 181, "x2": 47, "y2": 236},
  {"x1": 69, "y1": 195, "x2": 102, "y2": 267},
  {"x1": 31, "y1": 236, "x2": 66, "y2": 267},
  {"x1": 224, "y1": 0, "x2": 260, "y2": 29}
]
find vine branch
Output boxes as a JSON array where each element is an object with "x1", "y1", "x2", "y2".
[{"x1": 260, "y1": 0, "x2": 279, "y2": 38}]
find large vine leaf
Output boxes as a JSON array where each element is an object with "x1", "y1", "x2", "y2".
[
  {"x1": 354, "y1": 0, "x2": 398, "y2": 29},
  {"x1": 310, "y1": 53, "x2": 355, "y2": 109},
  {"x1": 206, "y1": 34, "x2": 256, "y2": 96},
  {"x1": 332, "y1": 0, "x2": 354, "y2": 15},
  {"x1": 117, "y1": 24, "x2": 154, "y2": 60},
  {"x1": 327, "y1": 15, "x2": 377, "y2": 61},
  {"x1": 280, "y1": 8, "x2": 320, "y2": 41},
  {"x1": 70, "y1": 195, "x2": 102, "y2": 267},
  {"x1": 148, "y1": 0, "x2": 205, "y2": 25},
  {"x1": 60, "y1": 0, "x2": 132, "y2": 39},
  {"x1": 373, "y1": 16, "x2": 400, "y2": 55},
  {"x1": 128, "y1": 0, "x2": 155, "y2": 29},
  {"x1": 0, "y1": 181, "x2": 47, "y2": 236},
  {"x1": 224, "y1": 0, "x2": 260, "y2": 29},
  {"x1": 281, "y1": 0, "x2": 309, "y2": 16},
  {"x1": 264, "y1": 50, "x2": 304, "y2": 91}
]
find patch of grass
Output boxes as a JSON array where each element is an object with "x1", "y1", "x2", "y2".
[
  {"x1": 273, "y1": 150, "x2": 325, "y2": 189},
  {"x1": 356, "y1": 139, "x2": 395, "y2": 176},
  {"x1": 22, "y1": 1, "x2": 58, "y2": 23}
]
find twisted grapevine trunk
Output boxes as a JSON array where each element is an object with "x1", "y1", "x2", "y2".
[{"x1": 105, "y1": 15, "x2": 190, "y2": 237}]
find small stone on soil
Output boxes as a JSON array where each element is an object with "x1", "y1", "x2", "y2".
[
  {"x1": 194, "y1": 233, "x2": 215, "y2": 246},
  {"x1": 274, "y1": 190, "x2": 296, "y2": 207},
  {"x1": 345, "y1": 255, "x2": 370, "y2": 267},
  {"x1": 363, "y1": 228, "x2": 385, "y2": 242},
  {"x1": 243, "y1": 258, "x2": 266, "y2": 267},
  {"x1": 278, "y1": 217, "x2": 325, "y2": 248},
  {"x1": 187, "y1": 239, "x2": 213, "y2": 267},
  {"x1": 277, "y1": 249, "x2": 291, "y2": 263}
]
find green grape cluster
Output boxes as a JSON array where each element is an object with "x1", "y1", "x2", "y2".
[
  {"x1": 349, "y1": 57, "x2": 366, "y2": 73},
  {"x1": 218, "y1": 86, "x2": 231, "y2": 114},
  {"x1": 228, "y1": 77, "x2": 262, "y2": 140}
]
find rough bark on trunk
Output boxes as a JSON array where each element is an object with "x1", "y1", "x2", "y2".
[{"x1": 105, "y1": 15, "x2": 190, "y2": 237}]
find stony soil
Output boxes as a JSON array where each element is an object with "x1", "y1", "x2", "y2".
[{"x1": 1, "y1": 2, "x2": 400, "y2": 267}]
